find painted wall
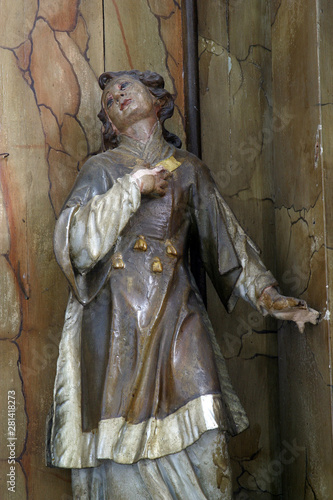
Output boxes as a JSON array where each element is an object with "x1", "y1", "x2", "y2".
[{"x1": 0, "y1": 1, "x2": 184, "y2": 498}]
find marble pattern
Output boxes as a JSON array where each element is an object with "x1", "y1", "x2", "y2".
[{"x1": 0, "y1": 1, "x2": 184, "y2": 498}]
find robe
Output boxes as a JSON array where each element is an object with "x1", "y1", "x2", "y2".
[{"x1": 47, "y1": 124, "x2": 276, "y2": 470}]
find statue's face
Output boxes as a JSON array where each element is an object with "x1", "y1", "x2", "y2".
[{"x1": 102, "y1": 76, "x2": 158, "y2": 133}]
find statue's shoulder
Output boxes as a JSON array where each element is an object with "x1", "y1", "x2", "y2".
[
  {"x1": 79, "y1": 150, "x2": 129, "y2": 179},
  {"x1": 173, "y1": 148, "x2": 212, "y2": 179},
  {"x1": 64, "y1": 150, "x2": 130, "y2": 206},
  {"x1": 81, "y1": 150, "x2": 120, "y2": 170}
]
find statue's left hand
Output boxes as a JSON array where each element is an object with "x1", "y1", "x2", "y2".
[{"x1": 257, "y1": 286, "x2": 320, "y2": 333}]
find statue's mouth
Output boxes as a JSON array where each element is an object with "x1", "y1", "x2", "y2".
[{"x1": 120, "y1": 99, "x2": 132, "y2": 111}]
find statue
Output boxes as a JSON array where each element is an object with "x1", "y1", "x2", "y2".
[{"x1": 47, "y1": 70, "x2": 319, "y2": 499}]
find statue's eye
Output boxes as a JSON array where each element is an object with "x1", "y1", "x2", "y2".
[
  {"x1": 120, "y1": 82, "x2": 130, "y2": 91},
  {"x1": 107, "y1": 96, "x2": 114, "y2": 109}
]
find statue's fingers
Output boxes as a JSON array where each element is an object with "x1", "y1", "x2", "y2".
[
  {"x1": 152, "y1": 164, "x2": 165, "y2": 173},
  {"x1": 152, "y1": 166, "x2": 171, "y2": 178},
  {"x1": 296, "y1": 321, "x2": 305, "y2": 334},
  {"x1": 157, "y1": 172, "x2": 172, "y2": 182},
  {"x1": 164, "y1": 170, "x2": 173, "y2": 179},
  {"x1": 307, "y1": 307, "x2": 320, "y2": 324},
  {"x1": 295, "y1": 308, "x2": 319, "y2": 332},
  {"x1": 155, "y1": 181, "x2": 168, "y2": 196}
]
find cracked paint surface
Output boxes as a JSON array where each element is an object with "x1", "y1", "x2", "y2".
[
  {"x1": 199, "y1": 0, "x2": 333, "y2": 497},
  {"x1": 198, "y1": 0, "x2": 281, "y2": 497},
  {"x1": 272, "y1": 1, "x2": 333, "y2": 498},
  {"x1": 0, "y1": 0, "x2": 185, "y2": 497}
]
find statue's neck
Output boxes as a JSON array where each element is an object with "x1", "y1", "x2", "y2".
[
  {"x1": 120, "y1": 117, "x2": 158, "y2": 144},
  {"x1": 117, "y1": 121, "x2": 174, "y2": 166}
]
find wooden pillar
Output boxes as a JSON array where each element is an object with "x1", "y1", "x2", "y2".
[
  {"x1": 272, "y1": 1, "x2": 333, "y2": 498},
  {"x1": 197, "y1": 1, "x2": 281, "y2": 497}
]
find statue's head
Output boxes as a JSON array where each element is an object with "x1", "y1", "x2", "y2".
[{"x1": 98, "y1": 70, "x2": 181, "y2": 150}]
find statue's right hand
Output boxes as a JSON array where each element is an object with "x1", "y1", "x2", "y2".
[{"x1": 132, "y1": 165, "x2": 172, "y2": 196}]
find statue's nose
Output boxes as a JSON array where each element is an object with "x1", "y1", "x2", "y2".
[
  {"x1": 114, "y1": 86, "x2": 125, "y2": 97},
  {"x1": 114, "y1": 91, "x2": 124, "y2": 102}
]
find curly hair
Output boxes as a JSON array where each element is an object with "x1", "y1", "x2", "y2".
[{"x1": 98, "y1": 70, "x2": 182, "y2": 150}]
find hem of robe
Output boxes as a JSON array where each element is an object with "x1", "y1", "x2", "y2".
[
  {"x1": 50, "y1": 386, "x2": 225, "y2": 468},
  {"x1": 97, "y1": 393, "x2": 223, "y2": 464}
]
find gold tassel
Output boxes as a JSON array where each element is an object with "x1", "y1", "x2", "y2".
[
  {"x1": 152, "y1": 257, "x2": 163, "y2": 273},
  {"x1": 165, "y1": 240, "x2": 177, "y2": 257},
  {"x1": 134, "y1": 235, "x2": 148, "y2": 252},
  {"x1": 112, "y1": 252, "x2": 125, "y2": 269}
]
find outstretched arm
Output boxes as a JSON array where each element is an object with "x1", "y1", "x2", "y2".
[
  {"x1": 190, "y1": 160, "x2": 319, "y2": 332},
  {"x1": 257, "y1": 286, "x2": 320, "y2": 333}
]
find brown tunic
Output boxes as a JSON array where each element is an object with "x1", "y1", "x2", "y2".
[{"x1": 48, "y1": 126, "x2": 276, "y2": 467}]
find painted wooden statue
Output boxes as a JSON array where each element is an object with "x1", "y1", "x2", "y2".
[{"x1": 47, "y1": 70, "x2": 319, "y2": 499}]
